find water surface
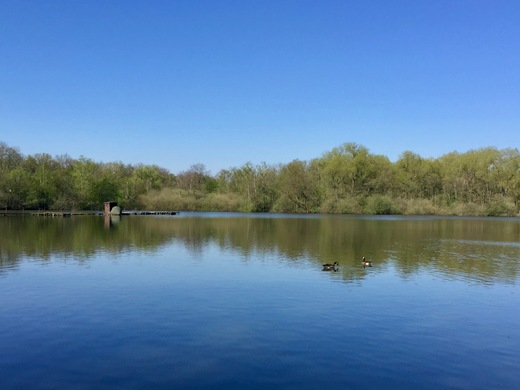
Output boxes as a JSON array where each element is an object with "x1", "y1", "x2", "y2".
[{"x1": 1, "y1": 213, "x2": 519, "y2": 389}]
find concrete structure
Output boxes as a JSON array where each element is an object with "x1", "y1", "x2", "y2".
[{"x1": 104, "y1": 201, "x2": 120, "y2": 215}]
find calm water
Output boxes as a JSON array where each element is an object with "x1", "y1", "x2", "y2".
[{"x1": 1, "y1": 213, "x2": 519, "y2": 389}]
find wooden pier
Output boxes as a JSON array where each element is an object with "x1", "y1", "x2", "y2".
[
  {"x1": 2, "y1": 202, "x2": 178, "y2": 217},
  {"x1": 121, "y1": 210, "x2": 178, "y2": 216},
  {"x1": 28, "y1": 210, "x2": 178, "y2": 217},
  {"x1": 32, "y1": 211, "x2": 72, "y2": 217}
]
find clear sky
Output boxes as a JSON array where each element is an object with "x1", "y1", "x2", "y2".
[{"x1": 1, "y1": 0, "x2": 519, "y2": 174}]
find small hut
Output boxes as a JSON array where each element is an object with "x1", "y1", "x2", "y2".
[{"x1": 104, "y1": 201, "x2": 121, "y2": 215}]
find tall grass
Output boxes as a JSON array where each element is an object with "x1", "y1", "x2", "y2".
[
  {"x1": 139, "y1": 188, "x2": 519, "y2": 216},
  {"x1": 140, "y1": 189, "x2": 250, "y2": 212}
]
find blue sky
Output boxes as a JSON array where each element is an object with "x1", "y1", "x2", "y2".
[{"x1": 1, "y1": 0, "x2": 519, "y2": 174}]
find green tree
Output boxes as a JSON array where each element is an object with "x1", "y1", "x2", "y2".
[
  {"x1": 176, "y1": 164, "x2": 211, "y2": 195},
  {"x1": 23, "y1": 153, "x2": 62, "y2": 209},
  {"x1": 228, "y1": 163, "x2": 256, "y2": 205},
  {"x1": 51, "y1": 154, "x2": 77, "y2": 209},
  {"x1": 491, "y1": 148, "x2": 520, "y2": 211},
  {"x1": 396, "y1": 151, "x2": 424, "y2": 198},
  {"x1": 90, "y1": 177, "x2": 120, "y2": 206},
  {"x1": 276, "y1": 160, "x2": 320, "y2": 213},
  {"x1": 0, "y1": 168, "x2": 31, "y2": 209},
  {"x1": 0, "y1": 142, "x2": 23, "y2": 172},
  {"x1": 71, "y1": 157, "x2": 101, "y2": 209},
  {"x1": 250, "y1": 163, "x2": 279, "y2": 212},
  {"x1": 440, "y1": 148, "x2": 503, "y2": 205},
  {"x1": 131, "y1": 165, "x2": 162, "y2": 194},
  {"x1": 321, "y1": 150, "x2": 351, "y2": 201}
]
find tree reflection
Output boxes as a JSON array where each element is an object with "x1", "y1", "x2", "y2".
[{"x1": 1, "y1": 215, "x2": 519, "y2": 284}]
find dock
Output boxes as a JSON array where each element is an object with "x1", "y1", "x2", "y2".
[
  {"x1": 2, "y1": 201, "x2": 178, "y2": 217},
  {"x1": 27, "y1": 210, "x2": 178, "y2": 217},
  {"x1": 121, "y1": 211, "x2": 178, "y2": 216}
]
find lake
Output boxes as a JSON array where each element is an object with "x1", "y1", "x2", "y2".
[{"x1": 1, "y1": 213, "x2": 519, "y2": 389}]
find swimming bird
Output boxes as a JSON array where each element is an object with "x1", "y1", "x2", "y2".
[
  {"x1": 361, "y1": 257, "x2": 372, "y2": 268},
  {"x1": 322, "y1": 261, "x2": 339, "y2": 271}
]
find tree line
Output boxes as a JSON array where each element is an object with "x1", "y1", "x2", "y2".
[{"x1": 1, "y1": 141, "x2": 519, "y2": 216}]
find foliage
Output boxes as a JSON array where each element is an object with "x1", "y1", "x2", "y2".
[
  {"x1": 274, "y1": 160, "x2": 321, "y2": 213},
  {"x1": 399, "y1": 198, "x2": 439, "y2": 215},
  {"x1": 485, "y1": 195, "x2": 517, "y2": 216},
  {"x1": 0, "y1": 140, "x2": 519, "y2": 216},
  {"x1": 364, "y1": 195, "x2": 400, "y2": 215}
]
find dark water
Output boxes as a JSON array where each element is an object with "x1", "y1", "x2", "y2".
[{"x1": 1, "y1": 213, "x2": 519, "y2": 389}]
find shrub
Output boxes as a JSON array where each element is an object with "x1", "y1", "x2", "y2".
[
  {"x1": 364, "y1": 195, "x2": 400, "y2": 215},
  {"x1": 448, "y1": 202, "x2": 486, "y2": 216},
  {"x1": 319, "y1": 196, "x2": 363, "y2": 214},
  {"x1": 485, "y1": 196, "x2": 517, "y2": 216},
  {"x1": 140, "y1": 189, "x2": 193, "y2": 211},
  {"x1": 401, "y1": 198, "x2": 439, "y2": 215},
  {"x1": 201, "y1": 193, "x2": 250, "y2": 212}
]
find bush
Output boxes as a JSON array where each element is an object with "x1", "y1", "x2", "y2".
[
  {"x1": 448, "y1": 202, "x2": 486, "y2": 216},
  {"x1": 140, "y1": 189, "x2": 252, "y2": 212},
  {"x1": 485, "y1": 196, "x2": 517, "y2": 216},
  {"x1": 140, "y1": 188, "x2": 193, "y2": 211},
  {"x1": 201, "y1": 193, "x2": 250, "y2": 212},
  {"x1": 319, "y1": 196, "x2": 363, "y2": 214},
  {"x1": 364, "y1": 195, "x2": 400, "y2": 215},
  {"x1": 401, "y1": 198, "x2": 439, "y2": 215}
]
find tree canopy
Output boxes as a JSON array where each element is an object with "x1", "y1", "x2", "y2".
[{"x1": 1, "y1": 141, "x2": 519, "y2": 216}]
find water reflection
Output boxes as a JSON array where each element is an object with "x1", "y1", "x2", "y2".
[{"x1": 1, "y1": 214, "x2": 519, "y2": 284}]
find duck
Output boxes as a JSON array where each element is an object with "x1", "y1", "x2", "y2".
[
  {"x1": 322, "y1": 261, "x2": 339, "y2": 271},
  {"x1": 361, "y1": 257, "x2": 372, "y2": 268}
]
